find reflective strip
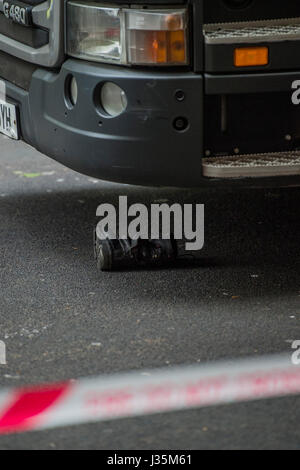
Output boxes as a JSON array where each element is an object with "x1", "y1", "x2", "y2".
[{"x1": 0, "y1": 354, "x2": 299, "y2": 434}]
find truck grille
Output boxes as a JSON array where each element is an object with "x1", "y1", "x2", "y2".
[{"x1": 0, "y1": 1, "x2": 64, "y2": 67}]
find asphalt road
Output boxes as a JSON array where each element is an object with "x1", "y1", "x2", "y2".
[{"x1": 0, "y1": 135, "x2": 300, "y2": 449}]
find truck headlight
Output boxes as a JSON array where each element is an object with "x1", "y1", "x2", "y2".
[{"x1": 67, "y1": 1, "x2": 189, "y2": 66}]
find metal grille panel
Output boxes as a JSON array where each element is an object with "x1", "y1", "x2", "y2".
[
  {"x1": 203, "y1": 152, "x2": 300, "y2": 178},
  {"x1": 204, "y1": 18, "x2": 300, "y2": 44}
]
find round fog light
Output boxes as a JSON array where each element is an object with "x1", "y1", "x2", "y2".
[
  {"x1": 70, "y1": 76, "x2": 78, "y2": 107},
  {"x1": 101, "y1": 82, "x2": 127, "y2": 117}
]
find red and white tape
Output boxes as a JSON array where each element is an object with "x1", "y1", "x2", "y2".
[{"x1": 0, "y1": 354, "x2": 299, "y2": 434}]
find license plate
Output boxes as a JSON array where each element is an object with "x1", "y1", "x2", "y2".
[
  {"x1": 0, "y1": 99, "x2": 19, "y2": 140},
  {"x1": 3, "y1": 1, "x2": 33, "y2": 27}
]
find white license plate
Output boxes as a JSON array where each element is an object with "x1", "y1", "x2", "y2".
[{"x1": 0, "y1": 98, "x2": 19, "y2": 140}]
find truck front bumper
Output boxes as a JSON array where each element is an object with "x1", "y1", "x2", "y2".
[
  {"x1": 4, "y1": 59, "x2": 300, "y2": 188},
  {"x1": 6, "y1": 59, "x2": 204, "y2": 187}
]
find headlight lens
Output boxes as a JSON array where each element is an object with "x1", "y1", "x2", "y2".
[
  {"x1": 67, "y1": 1, "x2": 188, "y2": 66},
  {"x1": 67, "y1": 3, "x2": 122, "y2": 63}
]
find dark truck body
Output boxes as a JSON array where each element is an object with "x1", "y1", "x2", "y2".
[{"x1": 1, "y1": 0, "x2": 300, "y2": 187}]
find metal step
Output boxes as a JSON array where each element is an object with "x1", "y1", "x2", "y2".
[
  {"x1": 202, "y1": 152, "x2": 300, "y2": 178},
  {"x1": 204, "y1": 18, "x2": 300, "y2": 44}
]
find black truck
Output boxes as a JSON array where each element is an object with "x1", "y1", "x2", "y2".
[{"x1": 1, "y1": 0, "x2": 300, "y2": 189}]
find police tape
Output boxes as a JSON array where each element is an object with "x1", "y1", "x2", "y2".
[{"x1": 0, "y1": 354, "x2": 299, "y2": 434}]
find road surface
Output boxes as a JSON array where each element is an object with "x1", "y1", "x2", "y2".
[{"x1": 0, "y1": 135, "x2": 299, "y2": 449}]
